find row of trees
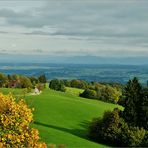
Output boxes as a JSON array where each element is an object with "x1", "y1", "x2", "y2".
[
  {"x1": 49, "y1": 79, "x2": 122, "y2": 104},
  {"x1": 80, "y1": 84, "x2": 122, "y2": 104},
  {"x1": 49, "y1": 79, "x2": 87, "y2": 92},
  {"x1": 89, "y1": 77, "x2": 148, "y2": 147},
  {"x1": 0, "y1": 73, "x2": 46, "y2": 89}
]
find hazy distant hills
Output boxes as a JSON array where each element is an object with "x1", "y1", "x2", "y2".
[{"x1": 0, "y1": 53, "x2": 148, "y2": 65}]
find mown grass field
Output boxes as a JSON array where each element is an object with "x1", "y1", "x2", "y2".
[{"x1": 0, "y1": 87, "x2": 122, "y2": 147}]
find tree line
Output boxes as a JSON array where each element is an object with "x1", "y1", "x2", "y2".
[
  {"x1": 49, "y1": 79, "x2": 122, "y2": 104},
  {"x1": 0, "y1": 73, "x2": 46, "y2": 90}
]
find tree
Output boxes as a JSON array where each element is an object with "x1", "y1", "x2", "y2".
[
  {"x1": 88, "y1": 108, "x2": 121, "y2": 146},
  {"x1": 99, "y1": 85, "x2": 121, "y2": 103},
  {"x1": 123, "y1": 77, "x2": 142, "y2": 126},
  {"x1": 29, "y1": 76, "x2": 39, "y2": 87},
  {"x1": 49, "y1": 79, "x2": 66, "y2": 92},
  {"x1": 0, "y1": 73, "x2": 8, "y2": 87},
  {"x1": 79, "y1": 89, "x2": 97, "y2": 99},
  {"x1": 38, "y1": 74, "x2": 46, "y2": 83},
  {"x1": 70, "y1": 80, "x2": 86, "y2": 89},
  {"x1": 0, "y1": 93, "x2": 46, "y2": 147},
  {"x1": 20, "y1": 76, "x2": 32, "y2": 88}
]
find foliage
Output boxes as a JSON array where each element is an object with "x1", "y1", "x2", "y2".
[
  {"x1": 99, "y1": 85, "x2": 122, "y2": 103},
  {"x1": 38, "y1": 74, "x2": 47, "y2": 83},
  {"x1": 88, "y1": 77, "x2": 148, "y2": 147},
  {"x1": 49, "y1": 79, "x2": 66, "y2": 92},
  {"x1": 80, "y1": 85, "x2": 121, "y2": 104},
  {"x1": 62, "y1": 80, "x2": 71, "y2": 87},
  {"x1": 20, "y1": 76, "x2": 33, "y2": 89},
  {"x1": 138, "y1": 88, "x2": 148, "y2": 130},
  {"x1": 142, "y1": 130, "x2": 148, "y2": 146},
  {"x1": 36, "y1": 83, "x2": 45, "y2": 91},
  {"x1": 88, "y1": 108, "x2": 121, "y2": 145},
  {"x1": 123, "y1": 77, "x2": 148, "y2": 129},
  {"x1": 88, "y1": 108, "x2": 147, "y2": 147},
  {"x1": 123, "y1": 77, "x2": 142, "y2": 126},
  {"x1": 0, "y1": 73, "x2": 8, "y2": 88},
  {"x1": 79, "y1": 89, "x2": 97, "y2": 99},
  {"x1": 0, "y1": 93, "x2": 46, "y2": 148},
  {"x1": 29, "y1": 76, "x2": 39, "y2": 87},
  {"x1": 70, "y1": 80, "x2": 87, "y2": 89}
]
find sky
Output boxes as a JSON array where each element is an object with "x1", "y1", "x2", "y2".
[{"x1": 0, "y1": 0, "x2": 148, "y2": 59}]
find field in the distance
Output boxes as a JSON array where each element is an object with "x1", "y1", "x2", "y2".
[{"x1": 0, "y1": 87, "x2": 122, "y2": 147}]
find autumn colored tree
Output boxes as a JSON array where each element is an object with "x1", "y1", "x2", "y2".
[{"x1": 0, "y1": 93, "x2": 46, "y2": 148}]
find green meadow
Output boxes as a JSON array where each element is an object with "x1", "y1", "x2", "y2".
[{"x1": 0, "y1": 87, "x2": 122, "y2": 148}]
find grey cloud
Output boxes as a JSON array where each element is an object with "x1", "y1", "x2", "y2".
[
  {"x1": 0, "y1": 0, "x2": 148, "y2": 57},
  {"x1": 0, "y1": 31, "x2": 8, "y2": 34},
  {"x1": 1, "y1": 1, "x2": 148, "y2": 39}
]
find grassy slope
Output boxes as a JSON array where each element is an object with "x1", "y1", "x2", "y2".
[
  {"x1": 25, "y1": 88, "x2": 122, "y2": 148},
  {"x1": 0, "y1": 87, "x2": 122, "y2": 147}
]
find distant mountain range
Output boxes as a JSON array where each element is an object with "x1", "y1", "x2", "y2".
[{"x1": 0, "y1": 53, "x2": 148, "y2": 65}]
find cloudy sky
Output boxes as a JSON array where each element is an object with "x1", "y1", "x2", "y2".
[{"x1": 0, "y1": 0, "x2": 148, "y2": 58}]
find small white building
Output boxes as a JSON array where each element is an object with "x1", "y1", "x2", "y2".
[{"x1": 34, "y1": 87, "x2": 40, "y2": 94}]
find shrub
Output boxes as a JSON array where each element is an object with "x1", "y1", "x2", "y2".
[
  {"x1": 70, "y1": 80, "x2": 87, "y2": 89},
  {"x1": 0, "y1": 93, "x2": 46, "y2": 147},
  {"x1": 80, "y1": 85, "x2": 121, "y2": 104},
  {"x1": 88, "y1": 108, "x2": 121, "y2": 146},
  {"x1": 126, "y1": 127, "x2": 146, "y2": 147},
  {"x1": 79, "y1": 89, "x2": 97, "y2": 99},
  {"x1": 99, "y1": 85, "x2": 121, "y2": 103},
  {"x1": 49, "y1": 79, "x2": 66, "y2": 92}
]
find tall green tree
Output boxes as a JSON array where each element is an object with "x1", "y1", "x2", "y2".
[{"x1": 123, "y1": 77, "x2": 142, "y2": 126}]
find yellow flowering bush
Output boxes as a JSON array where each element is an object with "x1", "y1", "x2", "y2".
[{"x1": 0, "y1": 93, "x2": 46, "y2": 148}]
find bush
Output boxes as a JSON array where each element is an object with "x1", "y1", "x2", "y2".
[
  {"x1": 80, "y1": 89, "x2": 97, "y2": 99},
  {"x1": 126, "y1": 127, "x2": 145, "y2": 147},
  {"x1": 49, "y1": 79, "x2": 66, "y2": 92},
  {"x1": 70, "y1": 80, "x2": 87, "y2": 89},
  {"x1": 0, "y1": 93, "x2": 46, "y2": 147},
  {"x1": 80, "y1": 85, "x2": 121, "y2": 104},
  {"x1": 99, "y1": 85, "x2": 121, "y2": 103},
  {"x1": 88, "y1": 108, "x2": 121, "y2": 146}
]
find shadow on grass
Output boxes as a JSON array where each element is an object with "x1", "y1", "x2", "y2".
[{"x1": 34, "y1": 121, "x2": 90, "y2": 140}]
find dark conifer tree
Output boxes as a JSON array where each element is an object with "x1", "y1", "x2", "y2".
[{"x1": 123, "y1": 77, "x2": 142, "y2": 126}]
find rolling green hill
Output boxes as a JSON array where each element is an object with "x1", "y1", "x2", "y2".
[
  {"x1": 0, "y1": 87, "x2": 122, "y2": 147},
  {"x1": 23, "y1": 88, "x2": 122, "y2": 148}
]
